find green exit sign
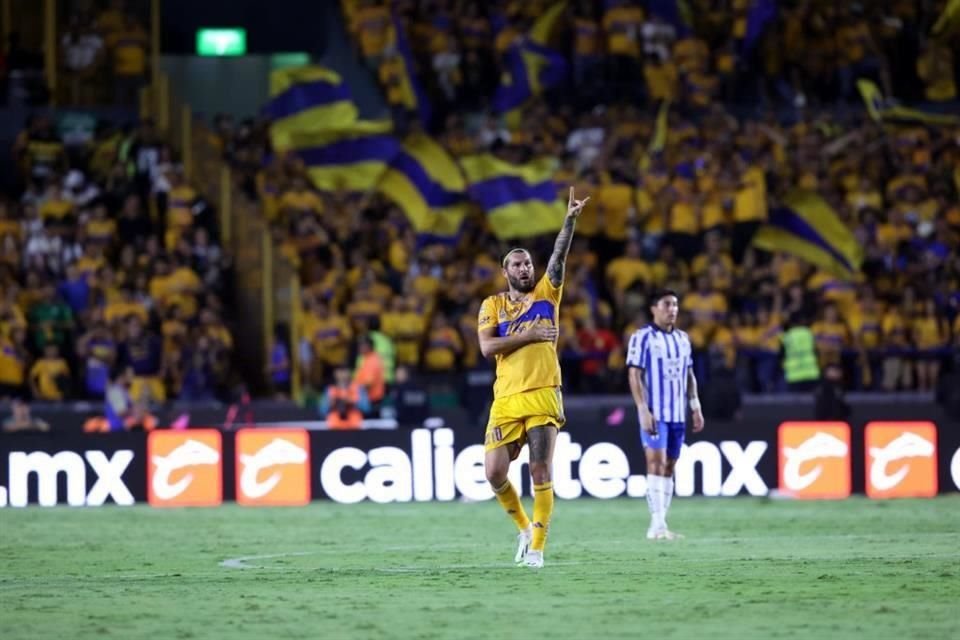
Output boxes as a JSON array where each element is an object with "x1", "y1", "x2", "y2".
[{"x1": 196, "y1": 28, "x2": 247, "y2": 56}]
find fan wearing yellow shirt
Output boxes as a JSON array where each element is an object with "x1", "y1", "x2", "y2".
[
  {"x1": 603, "y1": 0, "x2": 644, "y2": 101},
  {"x1": 164, "y1": 170, "x2": 198, "y2": 249},
  {"x1": 751, "y1": 308, "x2": 783, "y2": 392},
  {"x1": 684, "y1": 275, "x2": 728, "y2": 333},
  {"x1": 305, "y1": 298, "x2": 354, "y2": 375},
  {"x1": 29, "y1": 344, "x2": 71, "y2": 401},
  {"x1": 912, "y1": 300, "x2": 948, "y2": 391},
  {"x1": 0, "y1": 328, "x2": 29, "y2": 399},
  {"x1": 811, "y1": 304, "x2": 851, "y2": 368},
  {"x1": 731, "y1": 163, "x2": 767, "y2": 260},
  {"x1": 108, "y1": 14, "x2": 148, "y2": 104},
  {"x1": 477, "y1": 187, "x2": 588, "y2": 569},
  {"x1": 423, "y1": 314, "x2": 463, "y2": 372},
  {"x1": 84, "y1": 204, "x2": 117, "y2": 246},
  {"x1": 848, "y1": 288, "x2": 884, "y2": 389},
  {"x1": 40, "y1": 185, "x2": 75, "y2": 224},
  {"x1": 605, "y1": 240, "x2": 651, "y2": 306},
  {"x1": 104, "y1": 286, "x2": 149, "y2": 327},
  {"x1": 881, "y1": 304, "x2": 911, "y2": 391}
]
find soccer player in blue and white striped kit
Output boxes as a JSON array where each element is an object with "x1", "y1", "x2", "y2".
[{"x1": 626, "y1": 290, "x2": 705, "y2": 540}]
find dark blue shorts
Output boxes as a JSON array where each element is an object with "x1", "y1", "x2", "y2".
[{"x1": 640, "y1": 420, "x2": 686, "y2": 460}]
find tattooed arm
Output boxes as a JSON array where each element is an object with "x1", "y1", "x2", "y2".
[{"x1": 546, "y1": 187, "x2": 590, "y2": 287}]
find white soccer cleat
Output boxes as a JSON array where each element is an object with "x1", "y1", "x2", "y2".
[
  {"x1": 646, "y1": 526, "x2": 659, "y2": 540},
  {"x1": 514, "y1": 527, "x2": 532, "y2": 564},
  {"x1": 522, "y1": 550, "x2": 544, "y2": 568}
]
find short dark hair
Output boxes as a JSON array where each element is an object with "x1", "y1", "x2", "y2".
[
  {"x1": 501, "y1": 247, "x2": 530, "y2": 268},
  {"x1": 649, "y1": 289, "x2": 679, "y2": 308}
]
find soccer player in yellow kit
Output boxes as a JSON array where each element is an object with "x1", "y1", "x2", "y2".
[{"x1": 477, "y1": 187, "x2": 589, "y2": 569}]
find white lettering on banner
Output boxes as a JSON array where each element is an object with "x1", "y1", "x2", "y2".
[
  {"x1": 454, "y1": 445, "x2": 488, "y2": 501},
  {"x1": 579, "y1": 443, "x2": 629, "y2": 499},
  {"x1": 720, "y1": 442, "x2": 768, "y2": 496},
  {"x1": 781, "y1": 432, "x2": 848, "y2": 491},
  {"x1": 411, "y1": 429, "x2": 433, "y2": 501},
  {"x1": 2, "y1": 450, "x2": 134, "y2": 507},
  {"x1": 433, "y1": 429, "x2": 455, "y2": 501},
  {"x1": 868, "y1": 432, "x2": 936, "y2": 492},
  {"x1": 675, "y1": 442, "x2": 722, "y2": 497},
  {"x1": 151, "y1": 439, "x2": 221, "y2": 501},
  {"x1": 10, "y1": 451, "x2": 85, "y2": 506},
  {"x1": 319, "y1": 446, "x2": 367, "y2": 504},
  {"x1": 365, "y1": 447, "x2": 412, "y2": 503},
  {"x1": 239, "y1": 438, "x2": 308, "y2": 499},
  {"x1": 84, "y1": 451, "x2": 135, "y2": 506},
  {"x1": 315, "y1": 430, "x2": 771, "y2": 503},
  {"x1": 952, "y1": 448, "x2": 960, "y2": 491},
  {"x1": 553, "y1": 433, "x2": 583, "y2": 499}
]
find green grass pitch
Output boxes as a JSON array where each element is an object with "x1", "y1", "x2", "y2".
[{"x1": 2, "y1": 496, "x2": 958, "y2": 639}]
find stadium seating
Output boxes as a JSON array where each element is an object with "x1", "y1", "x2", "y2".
[
  {"x1": 233, "y1": 0, "x2": 960, "y2": 398},
  {"x1": 1, "y1": 2, "x2": 234, "y2": 406}
]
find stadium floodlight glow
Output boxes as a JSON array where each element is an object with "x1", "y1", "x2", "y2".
[{"x1": 196, "y1": 28, "x2": 247, "y2": 56}]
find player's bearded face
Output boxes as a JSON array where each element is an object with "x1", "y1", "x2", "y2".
[{"x1": 504, "y1": 257, "x2": 535, "y2": 293}]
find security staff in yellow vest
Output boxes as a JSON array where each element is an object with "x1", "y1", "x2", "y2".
[{"x1": 781, "y1": 314, "x2": 820, "y2": 392}]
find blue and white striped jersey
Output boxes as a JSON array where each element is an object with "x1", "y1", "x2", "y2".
[{"x1": 626, "y1": 325, "x2": 694, "y2": 424}]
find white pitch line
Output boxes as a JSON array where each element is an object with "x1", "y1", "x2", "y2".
[{"x1": 219, "y1": 551, "x2": 316, "y2": 569}]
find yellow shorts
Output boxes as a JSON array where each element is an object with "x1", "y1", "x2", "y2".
[{"x1": 484, "y1": 387, "x2": 565, "y2": 452}]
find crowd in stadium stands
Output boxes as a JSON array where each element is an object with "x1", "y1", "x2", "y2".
[
  {"x1": 0, "y1": 2, "x2": 237, "y2": 415},
  {"x1": 1, "y1": 0, "x2": 149, "y2": 107},
  {"x1": 1, "y1": 115, "x2": 235, "y2": 409},
  {"x1": 217, "y1": 0, "x2": 960, "y2": 406}
]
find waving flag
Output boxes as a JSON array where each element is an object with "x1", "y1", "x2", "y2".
[
  {"x1": 285, "y1": 121, "x2": 400, "y2": 192},
  {"x1": 379, "y1": 132, "x2": 468, "y2": 242},
  {"x1": 263, "y1": 65, "x2": 358, "y2": 150},
  {"x1": 752, "y1": 190, "x2": 863, "y2": 279},
  {"x1": 460, "y1": 154, "x2": 565, "y2": 239},
  {"x1": 492, "y1": 1, "x2": 568, "y2": 117}
]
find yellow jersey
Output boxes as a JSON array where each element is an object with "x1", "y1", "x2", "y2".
[{"x1": 478, "y1": 275, "x2": 562, "y2": 399}]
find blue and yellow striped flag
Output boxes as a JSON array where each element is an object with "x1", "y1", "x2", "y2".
[
  {"x1": 460, "y1": 154, "x2": 565, "y2": 240},
  {"x1": 285, "y1": 121, "x2": 400, "y2": 192},
  {"x1": 379, "y1": 132, "x2": 468, "y2": 242},
  {"x1": 263, "y1": 65, "x2": 359, "y2": 150},
  {"x1": 752, "y1": 190, "x2": 864, "y2": 280},
  {"x1": 492, "y1": 1, "x2": 568, "y2": 117}
]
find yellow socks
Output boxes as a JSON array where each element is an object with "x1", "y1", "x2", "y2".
[
  {"x1": 531, "y1": 481, "x2": 554, "y2": 552},
  {"x1": 493, "y1": 480, "x2": 531, "y2": 531}
]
